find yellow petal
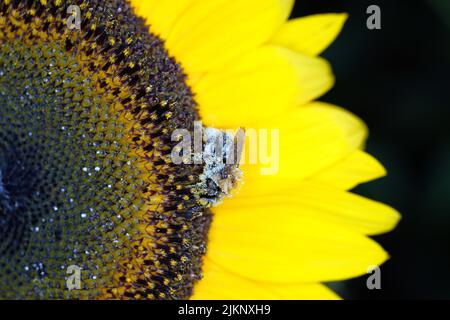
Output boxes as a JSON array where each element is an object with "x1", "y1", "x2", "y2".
[
  {"x1": 311, "y1": 150, "x2": 387, "y2": 190},
  {"x1": 129, "y1": 0, "x2": 142, "y2": 10},
  {"x1": 192, "y1": 260, "x2": 339, "y2": 300},
  {"x1": 270, "y1": 13, "x2": 348, "y2": 56},
  {"x1": 207, "y1": 209, "x2": 389, "y2": 283},
  {"x1": 262, "y1": 283, "x2": 340, "y2": 300},
  {"x1": 196, "y1": 47, "x2": 334, "y2": 128},
  {"x1": 192, "y1": 259, "x2": 278, "y2": 300},
  {"x1": 241, "y1": 102, "x2": 366, "y2": 180},
  {"x1": 130, "y1": 0, "x2": 195, "y2": 39},
  {"x1": 218, "y1": 181, "x2": 401, "y2": 235},
  {"x1": 315, "y1": 102, "x2": 368, "y2": 150},
  {"x1": 164, "y1": 0, "x2": 294, "y2": 73}
]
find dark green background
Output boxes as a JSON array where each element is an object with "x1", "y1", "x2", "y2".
[{"x1": 292, "y1": 0, "x2": 450, "y2": 299}]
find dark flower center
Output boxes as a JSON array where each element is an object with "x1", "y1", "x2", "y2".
[{"x1": 0, "y1": 0, "x2": 218, "y2": 299}]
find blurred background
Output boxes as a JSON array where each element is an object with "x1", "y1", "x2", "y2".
[{"x1": 293, "y1": 0, "x2": 450, "y2": 299}]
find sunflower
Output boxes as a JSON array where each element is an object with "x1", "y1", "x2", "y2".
[{"x1": 0, "y1": 0, "x2": 400, "y2": 300}]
